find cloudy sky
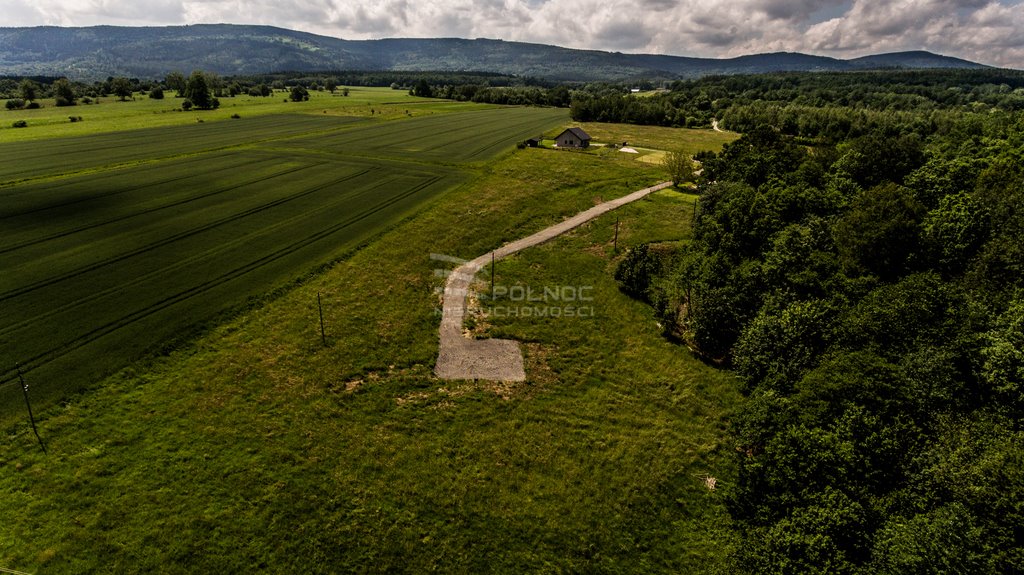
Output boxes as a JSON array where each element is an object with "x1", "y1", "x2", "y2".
[{"x1": 6, "y1": 0, "x2": 1024, "y2": 68}]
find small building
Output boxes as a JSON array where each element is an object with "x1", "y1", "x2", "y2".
[
  {"x1": 554, "y1": 127, "x2": 591, "y2": 149},
  {"x1": 525, "y1": 137, "x2": 541, "y2": 148}
]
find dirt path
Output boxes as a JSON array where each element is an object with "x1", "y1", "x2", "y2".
[{"x1": 435, "y1": 180, "x2": 673, "y2": 381}]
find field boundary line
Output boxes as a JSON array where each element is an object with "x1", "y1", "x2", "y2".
[{"x1": 435, "y1": 180, "x2": 673, "y2": 382}]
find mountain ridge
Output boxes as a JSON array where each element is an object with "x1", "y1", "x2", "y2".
[{"x1": 0, "y1": 24, "x2": 992, "y2": 81}]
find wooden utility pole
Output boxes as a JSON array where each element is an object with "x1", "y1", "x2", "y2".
[
  {"x1": 18, "y1": 366, "x2": 46, "y2": 454},
  {"x1": 613, "y1": 217, "x2": 620, "y2": 252},
  {"x1": 490, "y1": 252, "x2": 495, "y2": 301},
  {"x1": 317, "y1": 292, "x2": 327, "y2": 346}
]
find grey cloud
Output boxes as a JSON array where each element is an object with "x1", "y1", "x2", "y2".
[
  {"x1": 758, "y1": 0, "x2": 846, "y2": 21},
  {"x1": 593, "y1": 20, "x2": 654, "y2": 51},
  {"x1": 5, "y1": 0, "x2": 1023, "y2": 68}
]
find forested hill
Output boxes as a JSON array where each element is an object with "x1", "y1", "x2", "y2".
[{"x1": 0, "y1": 24, "x2": 990, "y2": 81}]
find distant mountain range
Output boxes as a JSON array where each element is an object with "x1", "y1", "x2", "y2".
[{"x1": 0, "y1": 24, "x2": 992, "y2": 82}]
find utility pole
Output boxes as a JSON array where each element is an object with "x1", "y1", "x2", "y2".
[
  {"x1": 317, "y1": 292, "x2": 327, "y2": 347},
  {"x1": 613, "y1": 217, "x2": 620, "y2": 252},
  {"x1": 490, "y1": 252, "x2": 495, "y2": 301},
  {"x1": 18, "y1": 366, "x2": 46, "y2": 455}
]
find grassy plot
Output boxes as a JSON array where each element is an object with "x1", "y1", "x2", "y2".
[
  {"x1": 0, "y1": 114, "x2": 363, "y2": 184},
  {"x1": 0, "y1": 106, "x2": 567, "y2": 422},
  {"x1": 575, "y1": 121, "x2": 738, "y2": 155},
  {"x1": 0, "y1": 87, "x2": 486, "y2": 143},
  {"x1": 279, "y1": 107, "x2": 568, "y2": 163},
  {"x1": 0, "y1": 143, "x2": 740, "y2": 573}
]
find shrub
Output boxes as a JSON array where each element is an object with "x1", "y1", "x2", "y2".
[
  {"x1": 81, "y1": 97, "x2": 93, "y2": 104},
  {"x1": 181, "y1": 99, "x2": 193, "y2": 111},
  {"x1": 69, "y1": 116, "x2": 83, "y2": 122},
  {"x1": 6, "y1": 99, "x2": 25, "y2": 110},
  {"x1": 55, "y1": 97, "x2": 73, "y2": 107},
  {"x1": 26, "y1": 102, "x2": 41, "y2": 109},
  {"x1": 12, "y1": 120, "x2": 27, "y2": 128},
  {"x1": 149, "y1": 87, "x2": 164, "y2": 100},
  {"x1": 230, "y1": 113, "x2": 241, "y2": 119}
]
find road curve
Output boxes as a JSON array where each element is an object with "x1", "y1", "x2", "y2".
[{"x1": 435, "y1": 180, "x2": 674, "y2": 381}]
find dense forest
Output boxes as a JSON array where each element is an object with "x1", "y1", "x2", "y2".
[
  {"x1": 572, "y1": 69, "x2": 1024, "y2": 137},
  {"x1": 616, "y1": 75, "x2": 1024, "y2": 572}
]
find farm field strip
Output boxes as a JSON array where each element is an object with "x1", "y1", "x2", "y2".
[
  {"x1": 0, "y1": 114, "x2": 366, "y2": 184},
  {"x1": 0, "y1": 154, "x2": 306, "y2": 255},
  {"x1": 0, "y1": 160, "x2": 368, "y2": 301},
  {"x1": 0, "y1": 106, "x2": 566, "y2": 418},
  {"x1": 282, "y1": 107, "x2": 567, "y2": 162},
  {"x1": 1, "y1": 168, "x2": 449, "y2": 369},
  {"x1": 0, "y1": 161, "x2": 463, "y2": 404}
]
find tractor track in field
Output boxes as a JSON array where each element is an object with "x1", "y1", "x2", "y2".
[{"x1": 435, "y1": 180, "x2": 673, "y2": 382}]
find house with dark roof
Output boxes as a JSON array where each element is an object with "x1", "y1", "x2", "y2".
[{"x1": 554, "y1": 127, "x2": 591, "y2": 149}]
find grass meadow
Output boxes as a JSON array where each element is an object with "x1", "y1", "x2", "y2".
[
  {"x1": 1, "y1": 103, "x2": 740, "y2": 572},
  {"x1": 0, "y1": 87, "x2": 483, "y2": 143}
]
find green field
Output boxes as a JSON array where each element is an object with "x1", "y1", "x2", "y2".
[
  {"x1": 0, "y1": 106, "x2": 567, "y2": 419},
  {"x1": 1, "y1": 141, "x2": 741, "y2": 573},
  {"x1": 0, "y1": 87, "x2": 487, "y2": 143}
]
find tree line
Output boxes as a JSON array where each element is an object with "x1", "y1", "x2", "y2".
[
  {"x1": 569, "y1": 69, "x2": 1024, "y2": 140},
  {"x1": 616, "y1": 97, "x2": 1024, "y2": 571}
]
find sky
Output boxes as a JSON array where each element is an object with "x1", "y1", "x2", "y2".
[{"x1": 5, "y1": 0, "x2": 1024, "y2": 68}]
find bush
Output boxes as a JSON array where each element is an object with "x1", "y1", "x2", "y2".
[
  {"x1": 68, "y1": 116, "x2": 83, "y2": 122},
  {"x1": 55, "y1": 97, "x2": 73, "y2": 107},
  {"x1": 12, "y1": 120, "x2": 27, "y2": 128},
  {"x1": 230, "y1": 113, "x2": 241, "y2": 119},
  {"x1": 81, "y1": 97, "x2": 93, "y2": 104},
  {"x1": 5, "y1": 99, "x2": 25, "y2": 110},
  {"x1": 149, "y1": 87, "x2": 164, "y2": 100},
  {"x1": 181, "y1": 99, "x2": 193, "y2": 111},
  {"x1": 26, "y1": 102, "x2": 41, "y2": 109}
]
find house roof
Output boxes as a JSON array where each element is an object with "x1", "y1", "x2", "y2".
[{"x1": 557, "y1": 127, "x2": 591, "y2": 141}]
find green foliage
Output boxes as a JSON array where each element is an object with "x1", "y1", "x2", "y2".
[
  {"x1": 148, "y1": 87, "x2": 164, "y2": 100},
  {"x1": 52, "y1": 77, "x2": 77, "y2": 106},
  {"x1": 184, "y1": 70, "x2": 216, "y2": 109},
  {"x1": 980, "y1": 298, "x2": 1024, "y2": 412},
  {"x1": 110, "y1": 76, "x2": 133, "y2": 101},
  {"x1": 621, "y1": 76, "x2": 1024, "y2": 571},
  {"x1": 833, "y1": 183, "x2": 925, "y2": 279},
  {"x1": 164, "y1": 71, "x2": 186, "y2": 94},
  {"x1": 662, "y1": 149, "x2": 694, "y2": 186},
  {"x1": 288, "y1": 84, "x2": 309, "y2": 102},
  {"x1": 614, "y1": 241, "x2": 663, "y2": 296},
  {"x1": 733, "y1": 299, "x2": 837, "y2": 393},
  {"x1": 922, "y1": 191, "x2": 990, "y2": 274},
  {"x1": 412, "y1": 79, "x2": 433, "y2": 98},
  {"x1": 5, "y1": 98, "x2": 24, "y2": 110},
  {"x1": 12, "y1": 119, "x2": 27, "y2": 128},
  {"x1": 18, "y1": 78, "x2": 38, "y2": 102}
]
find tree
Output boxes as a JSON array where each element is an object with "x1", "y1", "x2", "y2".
[
  {"x1": 149, "y1": 87, "x2": 164, "y2": 100},
  {"x1": 342, "y1": 87, "x2": 350, "y2": 97},
  {"x1": 412, "y1": 79, "x2": 433, "y2": 98},
  {"x1": 52, "y1": 78, "x2": 77, "y2": 106},
  {"x1": 663, "y1": 149, "x2": 695, "y2": 186},
  {"x1": 289, "y1": 85, "x2": 309, "y2": 102},
  {"x1": 184, "y1": 71, "x2": 216, "y2": 110},
  {"x1": 324, "y1": 77, "x2": 338, "y2": 93},
  {"x1": 164, "y1": 71, "x2": 186, "y2": 96},
  {"x1": 19, "y1": 79, "x2": 39, "y2": 102},
  {"x1": 833, "y1": 183, "x2": 925, "y2": 280},
  {"x1": 111, "y1": 77, "x2": 133, "y2": 101}
]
